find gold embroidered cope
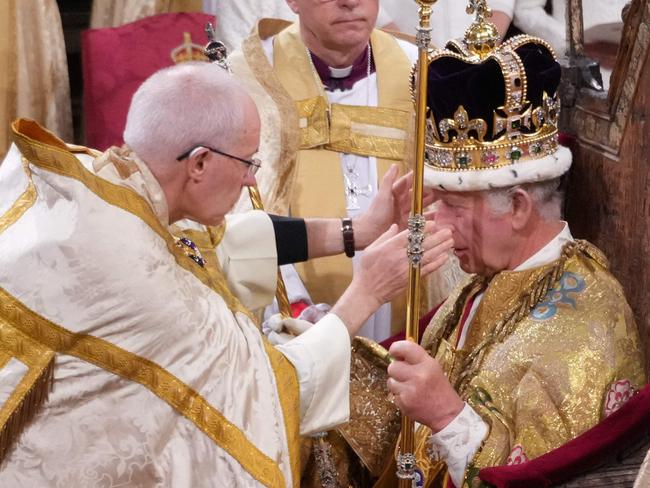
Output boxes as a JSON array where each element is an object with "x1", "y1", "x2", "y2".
[{"x1": 0, "y1": 120, "x2": 302, "y2": 487}]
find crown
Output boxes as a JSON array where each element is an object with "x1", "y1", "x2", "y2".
[
  {"x1": 421, "y1": 0, "x2": 571, "y2": 191},
  {"x1": 170, "y1": 32, "x2": 208, "y2": 64}
]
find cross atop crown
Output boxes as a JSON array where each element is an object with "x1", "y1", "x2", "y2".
[{"x1": 466, "y1": 0, "x2": 493, "y2": 21}]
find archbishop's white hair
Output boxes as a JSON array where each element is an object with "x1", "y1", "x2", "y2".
[
  {"x1": 484, "y1": 177, "x2": 564, "y2": 221},
  {"x1": 123, "y1": 62, "x2": 248, "y2": 168}
]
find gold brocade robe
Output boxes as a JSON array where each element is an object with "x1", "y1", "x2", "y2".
[
  {"x1": 413, "y1": 241, "x2": 646, "y2": 487},
  {"x1": 229, "y1": 21, "x2": 417, "y2": 331}
]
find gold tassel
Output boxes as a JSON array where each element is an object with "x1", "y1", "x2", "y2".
[
  {"x1": 311, "y1": 433, "x2": 340, "y2": 488},
  {"x1": 0, "y1": 356, "x2": 54, "y2": 464}
]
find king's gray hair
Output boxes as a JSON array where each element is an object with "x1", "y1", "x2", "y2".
[
  {"x1": 484, "y1": 178, "x2": 564, "y2": 221},
  {"x1": 123, "y1": 62, "x2": 248, "y2": 168}
]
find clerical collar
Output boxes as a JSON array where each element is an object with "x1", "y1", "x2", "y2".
[{"x1": 308, "y1": 45, "x2": 375, "y2": 92}]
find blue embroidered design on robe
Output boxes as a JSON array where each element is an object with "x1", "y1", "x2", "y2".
[{"x1": 531, "y1": 271, "x2": 586, "y2": 320}]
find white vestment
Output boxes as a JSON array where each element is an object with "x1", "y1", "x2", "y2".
[
  {"x1": 513, "y1": 0, "x2": 628, "y2": 55},
  {"x1": 0, "y1": 126, "x2": 351, "y2": 488}
]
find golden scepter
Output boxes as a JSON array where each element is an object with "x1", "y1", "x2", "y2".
[
  {"x1": 203, "y1": 25, "x2": 292, "y2": 318},
  {"x1": 397, "y1": 1, "x2": 437, "y2": 485}
]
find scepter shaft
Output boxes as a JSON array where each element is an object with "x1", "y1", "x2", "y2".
[{"x1": 397, "y1": 1, "x2": 436, "y2": 486}]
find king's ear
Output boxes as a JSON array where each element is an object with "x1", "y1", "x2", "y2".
[{"x1": 510, "y1": 187, "x2": 534, "y2": 231}]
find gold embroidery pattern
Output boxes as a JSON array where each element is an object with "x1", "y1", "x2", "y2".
[
  {"x1": 295, "y1": 100, "x2": 409, "y2": 160},
  {"x1": 263, "y1": 340, "x2": 301, "y2": 487},
  {"x1": 0, "y1": 157, "x2": 37, "y2": 234},
  {"x1": 0, "y1": 351, "x2": 10, "y2": 371},
  {"x1": 240, "y1": 22, "x2": 302, "y2": 215},
  {"x1": 453, "y1": 241, "x2": 587, "y2": 395},
  {"x1": 337, "y1": 337, "x2": 401, "y2": 477},
  {"x1": 10, "y1": 120, "x2": 255, "y2": 322},
  {"x1": 0, "y1": 287, "x2": 286, "y2": 488},
  {"x1": 297, "y1": 96, "x2": 330, "y2": 149},
  {"x1": 0, "y1": 319, "x2": 54, "y2": 464},
  {"x1": 329, "y1": 104, "x2": 409, "y2": 160}
]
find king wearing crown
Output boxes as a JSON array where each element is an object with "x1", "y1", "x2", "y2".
[{"x1": 383, "y1": 2, "x2": 646, "y2": 487}]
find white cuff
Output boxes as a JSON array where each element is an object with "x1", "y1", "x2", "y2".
[
  {"x1": 427, "y1": 403, "x2": 488, "y2": 488},
  {"x1": 276, "y1": 313, "x2": 351, "y2": 435},
  {"x1": 217, "y1": 210, "x2": 277, "y2": 311}
]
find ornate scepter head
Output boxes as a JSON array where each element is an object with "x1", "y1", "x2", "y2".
[
  {"x1": 414, "y1": 0, "x2": 437, "y2": 49},
  {"x1": 203, "y1": 23, "x2": 230, "y2": 72}
]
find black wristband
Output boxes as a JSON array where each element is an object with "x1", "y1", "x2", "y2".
[
  {"x1": 341, "y1": 218, "x2": 355, "y2": 258},
  {"x1": 269, "y1": 214, "x2": 308, "y2": 265}
]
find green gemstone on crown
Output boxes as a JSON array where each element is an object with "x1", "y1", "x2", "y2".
[
  {"x1": 509, "y1": 147, "x2": 522, "y2": 161},
  {"x1": 457, "y1": 153, "x2": 471, "y2": 167}
]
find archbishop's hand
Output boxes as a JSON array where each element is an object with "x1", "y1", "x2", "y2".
[
  {"x1": 387, "y1": 340, "x2": 464, "y2": 433},
  {"x1": 358, "y1": 221, "x2": 452, "y2": 305},
  {"x1": 391, "y1": 170, "x2": 436, "y2": 231},
  {"x1": 354, "y1": 164, "x2": 401, "y2": 249},
  {"x1": 331, "y1": 222, "x2": 453, "y2": 337}
]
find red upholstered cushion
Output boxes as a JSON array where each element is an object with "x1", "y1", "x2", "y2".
[
  {"x1": 82, "y1": 12, "x2": 215, "y2": 150},
  {"x1": 479, "y1": 382, "x2": 650, "y2": 487}
]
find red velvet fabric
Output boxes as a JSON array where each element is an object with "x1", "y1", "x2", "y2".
[
  {"x1": 82, "y1": 12, "x2": 215, "y2": 150},
  {"x1": 290, "y1": 300, "x2": 309, "y2": 318},
  {"x1": 479, "y1": 382, "x2": 650, "y2": 487}
]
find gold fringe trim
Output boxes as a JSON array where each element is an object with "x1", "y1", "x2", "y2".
[
  {"x1": 0, "y1": 319, "x2": 55, "y2": 465},
  {"x1": 0, "y1": 359, "x2": 53, "y2": 464}
]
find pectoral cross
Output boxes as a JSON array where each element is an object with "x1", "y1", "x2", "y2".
[{"x1": 344, "y1": 172, "x2": 372, "y2": 210}]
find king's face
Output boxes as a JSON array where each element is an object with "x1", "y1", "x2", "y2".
[{"x1": 434, "y1": 191, "x2": 515, "y2": 277}]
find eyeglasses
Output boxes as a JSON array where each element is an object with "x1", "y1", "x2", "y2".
[{"x1": 176, "y1": 145, "x2": 261, "y2": 175}]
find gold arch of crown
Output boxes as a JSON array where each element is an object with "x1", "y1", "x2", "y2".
[
  {"x1": 420, "y1": 33, "x2": 561, "y2": 171},
  {"x1": 171, "y1": 32, "x2": 208, "y2": 64}
]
